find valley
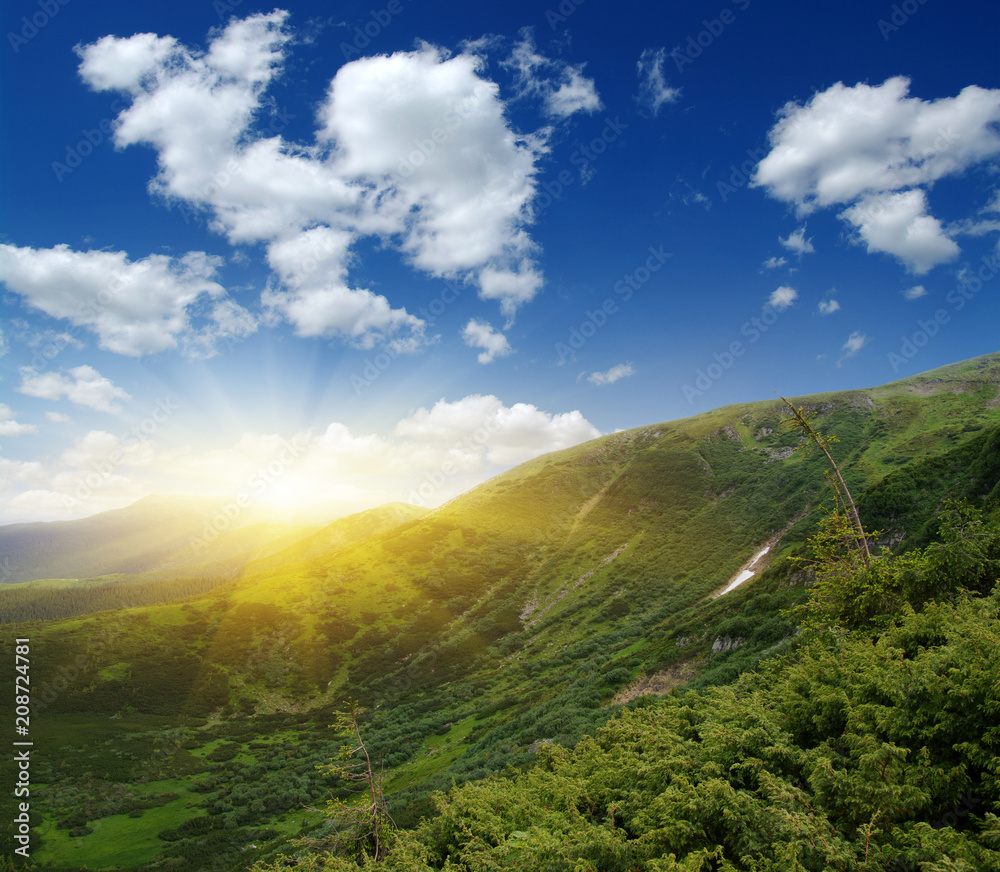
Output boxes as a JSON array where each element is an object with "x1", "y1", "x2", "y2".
[{"x1": 2, "y1": 353, "x2": 1000, "y2": 871}]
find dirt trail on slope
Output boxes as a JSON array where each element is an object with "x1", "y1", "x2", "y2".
[{"x1": 565, "y1": 480, "x2": 614, "y2": 543}]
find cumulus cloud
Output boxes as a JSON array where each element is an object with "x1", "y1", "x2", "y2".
[
  {"x1": 636, "y1": 48, "x2": 680, "y2": 117},
  {"x1": 587, "y1": 362, "x2": 635, "y2": 385},
  {"x1": 753, "y1": 77, "x2": 1000, "y2": 209},
  {"x1": 59, "y1": 430, "x2": 155, "y2": 469},
  {"x1": 838, "y1": 331, "x2": 869, "y2": 366},
  {"x1": 902, "y1": 284, "x2": 928, "y2": 300},
  {"x1": 818, "y1": 299, "x2": 840, "y2": 315},
  {"x1": 768, "y1": 286, "x2": 798, "y2": 310},
  {"x1": 504, "y1": 30, "x2": 601, "y2": 118},
  {"x1": 393, "y1": 394, "x2": 601, "y2": 466},
  {"x1": 753, "y1": 77, "x2": 1000, "y2": 273},
  {"x1": 18, "y1": 365, "x2": 131, "y2": 412},
  {"x1": 462, "y1": 319, "x2": 512, "y2": 364},
  {"x1": 0, "y1": 394, "x2": 602, "y2": 520},
  {"x1": 477, "y1": 262, "x2": 543, "y2": 324},
  {"x1": 74, "y1": 13, "x2": 557, "y2": 346},
  {"x1": 840, "y1": 190, "x2": 959, "y2": 274},
  {"x1": 46, "y1": 411, "x2": 71, "y2": 423},
  {"x1": 0, "y1": 244, "x2": 230, "y2": 356},
  {"x1": 0, "y1": 404, "x2": 37, "y2": 436},
  {"x1": 779, "y1": 226, "x2": 815, "y2": 256},
  {"x1": 762, "y1": 256, "x2": 787, "y2": 270}
]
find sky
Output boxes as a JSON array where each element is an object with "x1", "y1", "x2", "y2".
[{"x1": 0, "y1": 0, "x2": 998, "y2": 524}]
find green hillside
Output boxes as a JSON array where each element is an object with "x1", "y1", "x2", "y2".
[{"x1": 2, "y1": 353, "x2": 999, "y2": 871}]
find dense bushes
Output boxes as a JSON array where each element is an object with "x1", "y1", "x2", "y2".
[{"x1": 252, "y1": 504, "x2": 1000, "y2": 871}]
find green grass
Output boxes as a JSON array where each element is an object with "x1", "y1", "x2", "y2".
[
  {"x1": 34, "y1": 782, "x2": 201, "y2": 869},
  {"x1": 384, "y1": 716, "x2": 478, "y2": 792}
]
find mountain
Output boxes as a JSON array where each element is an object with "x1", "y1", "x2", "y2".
[
  {"x1": 0, "y1": 501, "x2": 430, "y2": 624},
  {"x1": 0, "y1": 495, "x2": 330, "y2": 584},
  {"x1": 3, "y1": 353, "x2": 999, "y2": 871},
  {"x1": 237, "y1": 502, "x2": 429, "y2": 577}
]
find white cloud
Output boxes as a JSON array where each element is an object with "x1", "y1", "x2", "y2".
[
  {"x1": 753, "y1": 77, "x2": 1000, "y2": 274},
  {"x1": 0, "y1": 404, "x2": 37, "y2": 436},
  {"x1": 462, "y1": 319, "x2": 512, "y2": 364},
  {"x1": 0, "y1": 326, "x2": 7, "y2": 357},
  {"x1": 393, "y1": 394, "x2": 601, "y2": 466},
  {"x1": 504, "y1": 30, "x2": 601, "y2": 118},
  {"x1": 76, "y1": 14, "x2": 553, "y2": 344},
  {"x1": 477, "y1": 262, "x2": 543, "y2": 324},
  {"x1": 548, "y1": 68, "x2": 603, "y2": 118},
  {"x1": 59, "y1": 430, "x2": 155, "y2": 469},
  {"x1": 768, "y1": 286, "x2": 798, "y2": 310},
  {"x1": 838, "y1": 331, "x2": 869, "y2": 366},
  {"x1": 0, "y1": 244, "x2": 229, "y2": 356},
  {"x1": 18, "y1": 365, "x2": 131, "y2": 413},
  {"x1": 818, "y1": 299, "x2": 840, "y2": 315},
  {"x1": 753, "y1": 77, "x2": 1000, "y2": 210},
  {"x1": 0, "y1": 458, "x2": 49, "y2": 492},
  {"x1": 779, "y1": 226, "x2": 815, "y2": 256},
  {"x1": 902, "y1": 284, "x2": 928, "y2": 300},
  {"x1": 587, "y1": 362, "x2": 635, "y2": 385},
  {"x1": 1, "y1": 394, "x2": 603, "y2": 521},
  {"x1": 46, "y1": 411, "x2": 71, "y2": 423},
  {"x1": 840, "y1": 190, "x2": 960, "y2": 274},
  {"x1": 318, "y1": 45, "x2": 544, "y2": 292},
  {"x1": 762, "y1": 256, "x2": 787, "y2": 270},
  {"x1": 636, "y1": 48, "x2": 680, "y2": 117}
]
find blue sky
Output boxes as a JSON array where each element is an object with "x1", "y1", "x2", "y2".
[{"x1": 1, "y1": 0, "x2": 998, "y2": 522}]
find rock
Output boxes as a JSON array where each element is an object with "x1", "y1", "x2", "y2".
[{"x1": 711, "y1": 635, "x2": 745, "y2": 654}]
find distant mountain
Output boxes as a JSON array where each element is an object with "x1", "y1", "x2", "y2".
[
  {"x1": 0, "y1": 495, "x2": 330, "y2": 584},
  {"x1": 0, "y1": 501, "x2": 430, "y2": 624}
]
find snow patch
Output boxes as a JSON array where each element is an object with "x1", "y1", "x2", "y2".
[{"x1": 715, "y1": 545, "x2": 771, "y2": 598}]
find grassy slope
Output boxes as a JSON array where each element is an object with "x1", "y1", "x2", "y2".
[{"x1": 4, "y1": 352, "x2": 1000, "y2": 870}]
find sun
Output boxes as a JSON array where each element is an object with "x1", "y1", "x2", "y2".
[{"x1": 256, "y1": 476, "x2": 327, "y2": 508}]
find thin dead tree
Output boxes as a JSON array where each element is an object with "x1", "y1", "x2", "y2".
[
  {"x1": 302, "y1": 699, "x2": 395, "y2": 862},
  {"x1": 781, "y1": 397, "x2": 871, "y2": 565}
]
